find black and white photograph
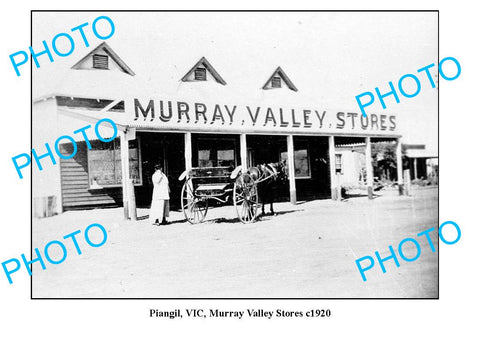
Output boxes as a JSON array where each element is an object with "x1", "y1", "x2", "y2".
[
  {"x1": 31, "y1": 11, "x2": 439, "y2": 298},
  {"x1": 4, "y1": 1, "x2": 480, "y2": 338}
]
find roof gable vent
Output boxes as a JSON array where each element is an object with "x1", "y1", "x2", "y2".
[
  {"x1": 262, "y1": 66, "x2": 298, "y2": 91},
  {"x1": 71, "y1": 42, "x2": 135, "y2": 76},
  {"x1": 92, "y1": 54, "x2": 109, "y2": 69},
  {"x1": 181, "y1": 57, "x2": 227, "y2": 85}
]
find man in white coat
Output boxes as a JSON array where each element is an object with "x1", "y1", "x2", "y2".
[{"x1": 149, "y1": 164, "x2": 170, "y2": 225}]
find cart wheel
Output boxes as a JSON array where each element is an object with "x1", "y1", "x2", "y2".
[
  {"x1": 181, "y1": 179, "x2": 208, "y2": 224},
  {"x1": 234, "y1": 173, "x2": 258, "y2": 223}
]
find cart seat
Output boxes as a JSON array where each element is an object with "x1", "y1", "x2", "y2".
[{"x1": 195, "y1": 183, "x2": 230, "y2": 196}]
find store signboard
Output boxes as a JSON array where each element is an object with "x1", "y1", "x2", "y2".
[{"x1": 124, "y1": 97, "x2": 399, "y2": 136}]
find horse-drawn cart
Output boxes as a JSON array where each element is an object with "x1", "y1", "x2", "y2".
[{"x1": 178, "y1": 164, "x2": 279, "y2": 224}]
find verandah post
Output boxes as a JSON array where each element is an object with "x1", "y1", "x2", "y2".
[
  {"x1": 184, "y1": 132, "x2": 192, "y2": 171},
  {"x1": 287, "y1": 134, "x2": 296, "y2": 205},
  {"x1": 240, "y1": 133, "x2": 248, "y2": 172},
  {"x1": 328, "y1": 135, "x2": 338, "y2": 200},
  {"x1": 120, "y1": 129, "x2": 131, "y2": 219},
  {"x1": 365, "y1": 136, "x2": 374, "y2": 200},
  {"x1": 396, "y1": 137, "x2": 404, "y2": 195}
]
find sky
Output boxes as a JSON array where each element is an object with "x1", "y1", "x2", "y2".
[{"x1": 32, "y1": 11, "x2": 438, "y2": 151}]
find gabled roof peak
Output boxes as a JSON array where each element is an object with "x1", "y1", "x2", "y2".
[
  {"x1": 262, "y1": 66, "x2": 298, "y2": 92},
  {"x1": 71, "y1": 42, "x2": 135, "y2": 76},
  {"x1": 180, "y1": 56, "x2": 227, "y2": 85}
]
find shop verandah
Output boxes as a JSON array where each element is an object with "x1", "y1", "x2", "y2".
[
  {"x1": 120, "y1": 129, "x2": 404, "y2": 220},
  {"x1": 46, "y1": 96, "x2": 404, "y2": 217}
]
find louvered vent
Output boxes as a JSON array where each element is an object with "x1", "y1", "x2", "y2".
[{"x1": 93, "y1": 54, "x2": 108, "y2": 69}]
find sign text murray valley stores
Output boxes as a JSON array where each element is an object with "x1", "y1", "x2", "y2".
[{"x1": 131, "y1": 98, "x2": 397, "y2": 135}]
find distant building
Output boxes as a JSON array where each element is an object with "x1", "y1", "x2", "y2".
[{"x1": 403, "y1": 144, "x2": 438, "y2": 182}]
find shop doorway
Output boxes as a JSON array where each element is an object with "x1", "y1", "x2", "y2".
[
  {"x1": 290, "y1": 136, "x2": 330, "y2": 200},
  {"x1": 135, "y1": 132, "x2": 185, "y2": 209}
]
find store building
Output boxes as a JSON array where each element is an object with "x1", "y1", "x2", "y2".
[{"x1": 32, "y1": 42, "x2": 404, "y2": 217}]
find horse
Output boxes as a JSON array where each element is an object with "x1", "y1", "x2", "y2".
[{"x1": 247, "y1": 161, "x2": 287, "y2": 216}]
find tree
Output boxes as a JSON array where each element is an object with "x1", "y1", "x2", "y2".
[{"x1": 371, "y1": 142, "x2": 397, "y2": 181}]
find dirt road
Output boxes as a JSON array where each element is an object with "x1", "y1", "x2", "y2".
[{"x1": 32, "y1": 187, "x2": 438, "y2": 298}]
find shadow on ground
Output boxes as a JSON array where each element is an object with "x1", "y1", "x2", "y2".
[{"x1": 342, "y1": 193, "x2": 382, "y2": 200}]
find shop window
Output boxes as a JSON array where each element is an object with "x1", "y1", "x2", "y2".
[
  {"x1": 271, "y1": 76, "x2": 281, "y2": 88},
  {"x1": 198, "y1": 150, "x2": 212, "y2": 167},
  {"x1": 88, "y1": 138, "x2": 142, "y2": 188},
  {"x1": 335, "y1": 154, "x2": 343, "y2": 174},
  {"x1": 92, "y1": 54, "x2": 109, "y2": 69},
  {"x1": 194, "y1": 67, "x2": 207, "y2": 81},
  {"x1": 197, "y1": 138, "x2": 236, "y2": 168},
  {"x1": 280, "y1": 146, "x2": 311, "y2": 179}
]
